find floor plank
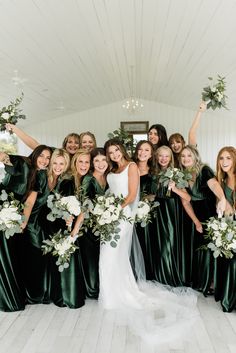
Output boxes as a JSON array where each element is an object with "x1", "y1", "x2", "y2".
[{"x1": 0, "y1": 296, "x2": 235, "y2": 353}]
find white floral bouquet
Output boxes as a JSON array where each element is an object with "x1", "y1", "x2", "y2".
[
  {"x1": 0, "y1": 92, "x2": 26, "y2": 133},
  {"x1": 0, "y1": 162, "x2": 6, "y2": 183},
  {"x1": 135, "y1": 197, "x2": 159, "y2": 227},
  {"x1": 0, "y1": 189, "x2": 24, "y2": 238},
  {"x1": 158, "y1": 167, "x2": 192, "y2": 197},
  {"x1": 83, "y1": 192, "x2": 131, "y2": 247},
  {"x1": 42, "y1": 229, "x2": 78, "y2": 272},
  {"x1": 201, "y1": 75, "x2": 227, "y2": 110},
  {"x1": 203, "y1": 216, "x2": 236, "y2": 259},
  {"x1": 47, "y1": 193, "x2": 81, "y2": 229}
]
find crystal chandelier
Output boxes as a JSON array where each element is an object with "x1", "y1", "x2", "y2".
[{"x1": 122, "y1": 66, "x2": 144, "y2": 113}]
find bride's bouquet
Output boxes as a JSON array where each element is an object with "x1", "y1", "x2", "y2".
[
  {"x1": 201, "y1": 75, "x2": 227, "y2": 110},
  {"x1": 0, "y1": 189, "x2": 24, "y2": 238},
  {"x1": 47, "y1": 193, "x2": 81, "y2": 229},
  {"x1": 135, "y1": 196, "x2": 159, "y2": 227},
  {"x1": 83, "y1": 192, "x2": 131, "y2": 247},
  {"x1": 203, "y1": 216, "x2": 236, "y2": 259},
  {"x1": 158, "y1": 167, "x2": 192, "y2": 197},
  {"x1": 42, "y1": 229, "x2": 78, "y2": 272},
  {"x1": 0, "y1": 92, "x2": 26, "y2": 133}
]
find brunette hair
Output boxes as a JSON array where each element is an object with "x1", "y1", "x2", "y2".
[
  {"x1": 90, "y1": 147, "x2": 109, "y2": 175},
  {"x1": 133, "y1": 140, "x2": 156, "y2": 175},
  {"x1": 104, "y1": 138, "x2": 131, "y2": 172},
  {"x1": 148, "y1": 124, "x2": 168, "y2": 149},
  {"x1": 168, "y1": 133, "x2": 185, "y2": 147},
  {"x1": 24, "y1": 145, "x2": 52, "y2": 200}
]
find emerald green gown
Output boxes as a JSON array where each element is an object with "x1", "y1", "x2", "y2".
[
  {"x1": 23, "y1": 170, "x2": 52, "y2": 304},
  {"x1": 150, "y1": 182, "x2": 186, "y2": 286},
  {"x1": 214, "y1": 184, "x2": 236, "y2": 312},
  {"x1": 80, "y1": 174, "x2": 107, "y2": 298},
  {"x1": 0, "y1": 155, "x2": 29, "y2": 311},
  {"x1": 135, "y1": 174, "x2": 158, "y2": 280},
  {"x1": 187, "y1": 166, "x2": 216, "y2": 295},
  {"x1": 41, "y1": 177, "x2": 85, "y2": 308}
]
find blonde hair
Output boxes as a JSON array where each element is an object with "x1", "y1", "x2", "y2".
[
  {"x1": 71, "y1": 149, "x2": 91, "y2": 193},
  {"x1": 179, "y1": 145, "x2": 203, "y2": 175},
  {"x1": 79, "y1": 131, "x2": 97, "y2": 149},
  {"x1": 155, "y1": 145, "x2": 174, "y2": 173},
  {"x1": 47, "y1": 149, "x2": 70, "y2": 183}
]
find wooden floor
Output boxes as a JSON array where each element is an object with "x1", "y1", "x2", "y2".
[{"x1": 0, "y1": 295, "x2": 235, "y2": 353}]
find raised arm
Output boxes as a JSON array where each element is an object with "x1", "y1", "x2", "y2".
[
  {"x1": 188, "y1": 101, "x2": 206, "y2": 146},
  {"x1": 6, "y1": 123, "x2": 40, "y2": 150}
]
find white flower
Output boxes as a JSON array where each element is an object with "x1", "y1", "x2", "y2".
[
  {"x1": 137, "y1": 201, "x2": 151, "y2": 219},
  {"x1": 60, "y1": 196, "x2": 81, "y2": 216},
  {"x1": 93, "y1": 204, "x2": 104, "y2": 215},
  {"x1": 55, "y1": 238, "x2": 72, "y2": 256},
  {"x1": 1, "y1": 112, "x2": 10, "y2": 120},
  {"x1": 0, "y1": 163, "x2": 6, "y2": 183},
  {"x1": 0, "y1": 206, "x2": 22, "y2": 228}
]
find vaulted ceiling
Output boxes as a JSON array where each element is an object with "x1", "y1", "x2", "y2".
[{"x1": 1, "y1": 0, "x2": 236, "y2": 126}]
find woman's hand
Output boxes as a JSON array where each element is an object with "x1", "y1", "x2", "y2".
[
  {"x1": 194, "y1": 220, "x2": 203, "y2": 233},
  {"x1": 216, "y1": 198, "x2": 227, "y2": 217},
  {"x1": 5, "y1": 123, "x2": 15, "y2": 133},
  {"x1": 168, "y1": 180, "x2": 176, "y2": 192}
]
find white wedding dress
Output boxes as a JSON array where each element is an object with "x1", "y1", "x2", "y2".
[{"x1": 99, "y1": 163, "x2": 199, "y2": 346}]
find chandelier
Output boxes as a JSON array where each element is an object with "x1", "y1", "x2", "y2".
[{"x1": 122, "y1": 66, "x2": 144, "y2": 113}]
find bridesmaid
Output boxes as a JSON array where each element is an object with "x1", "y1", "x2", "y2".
[
  {"x1": 42, "y1": 149, "x2": 88, "y2": 308},
  {"x1": 21, "y1": 148, "x2": 71, "y2": 304},
  {"x1": 154, "y1": 146, "x2": 191, "y2": 286},
  {"x1": 0, "y1": 146, "x2": 51, "y2": 311},
  {"x1": 0, "y1": 152, "x2": 30, "y2": 311},
  {"x1": 214, "y1": 146, "x2": 236, "y2": 312},
  {"x1": 148, "y1": 124, "x2": 168, "y2": 151},
  {"x1": 79, "y1": 131, "x2": 97, "y2": 152},
  {"x1": 179, "y1": 145, "x2": 226, "y2": 295},
  {"x1": 79, "y1": 148, "x2": 108, "y2": 298},
  {"x1": 133, "y1": 140, "x2": 158, "y2": 279}
]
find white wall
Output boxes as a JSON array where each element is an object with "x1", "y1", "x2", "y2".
[{"x1": 18, "y1": 99, "x2": 236, "y2": 170}]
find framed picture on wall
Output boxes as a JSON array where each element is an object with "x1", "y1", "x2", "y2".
[{"x1": 120, "y1": 121, "x2": 149, "y2": 134}]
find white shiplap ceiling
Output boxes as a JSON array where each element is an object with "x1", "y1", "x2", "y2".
[{"x1": 1, "y1": 0, "x2": 236, "y2": 126}]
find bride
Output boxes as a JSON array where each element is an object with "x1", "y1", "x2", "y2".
[{"x1": 99, "y1": 138, "x2": 199, "y2": 346}]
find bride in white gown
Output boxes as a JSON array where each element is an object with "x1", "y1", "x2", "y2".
[{"x1": 99, "y1": 139, "x2": 199, "y2": 345}]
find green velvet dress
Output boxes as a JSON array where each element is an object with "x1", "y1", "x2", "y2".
[
  {"x1": 214, "y1": 184, "x2": 236, "y2": 312},
  {"x1": 0, "y1": 155, "x2": 29, "y2": 311},
  {"x1": 22, "y1": 169, "x2": 52, "y2": 304},
  {"x1": 41, "y1": 177, "x2": 85, "y2": 309},
  {"x1": 187, "y1": 166, "x2": 216, "y2": 295},
  {"x1": 135, "y1": 174, "x2": 158, "y2": 280},
  {"x1": 80, "y1": 174, "x2": 107, "y2": 298},
  {"x1": 150, "y1": 182, "x2": 186, "y2": 286}
]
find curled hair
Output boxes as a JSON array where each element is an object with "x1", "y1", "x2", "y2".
[
  {"x1": 47, "y1": 148, "x2": 70, "y2": 184},
  {"x1": 71, "y1": 149, "x2": 91, "y2": 193},
  {"x1": 148, "y1": 124, "x2": 168, "y2": 149},
  {"x1": 104, "y1": 138, "x2": 131, "y2": 172},
  {"x1": 179, "y1": 145, "x2": 203, "y2": 175},
  {"x1": 62, "y1": 133, "x2": 80, "y2": 152},
  {"x1": 155, "y1": 145, "x2": 174, "y2": 173},
  {"x1": 133, "y1": 140, "x2": 156, "y2": 175},
  {"x1": 79, "y1": 131, "x2": 97, "y2": 149}
]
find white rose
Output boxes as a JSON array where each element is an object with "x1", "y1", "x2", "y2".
[
  {"x1": 0, "y1": 206, "x2": 22, "y2": 228},
  {"x1": 93, "y1": 204, "x2": 104, "y2": 215},
  {"x1": 1, "y1": 112, "x2": 10, "y2": 120},
  {"x1": 60, "y1": 196, "x2": 81, "y2": 216}
]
